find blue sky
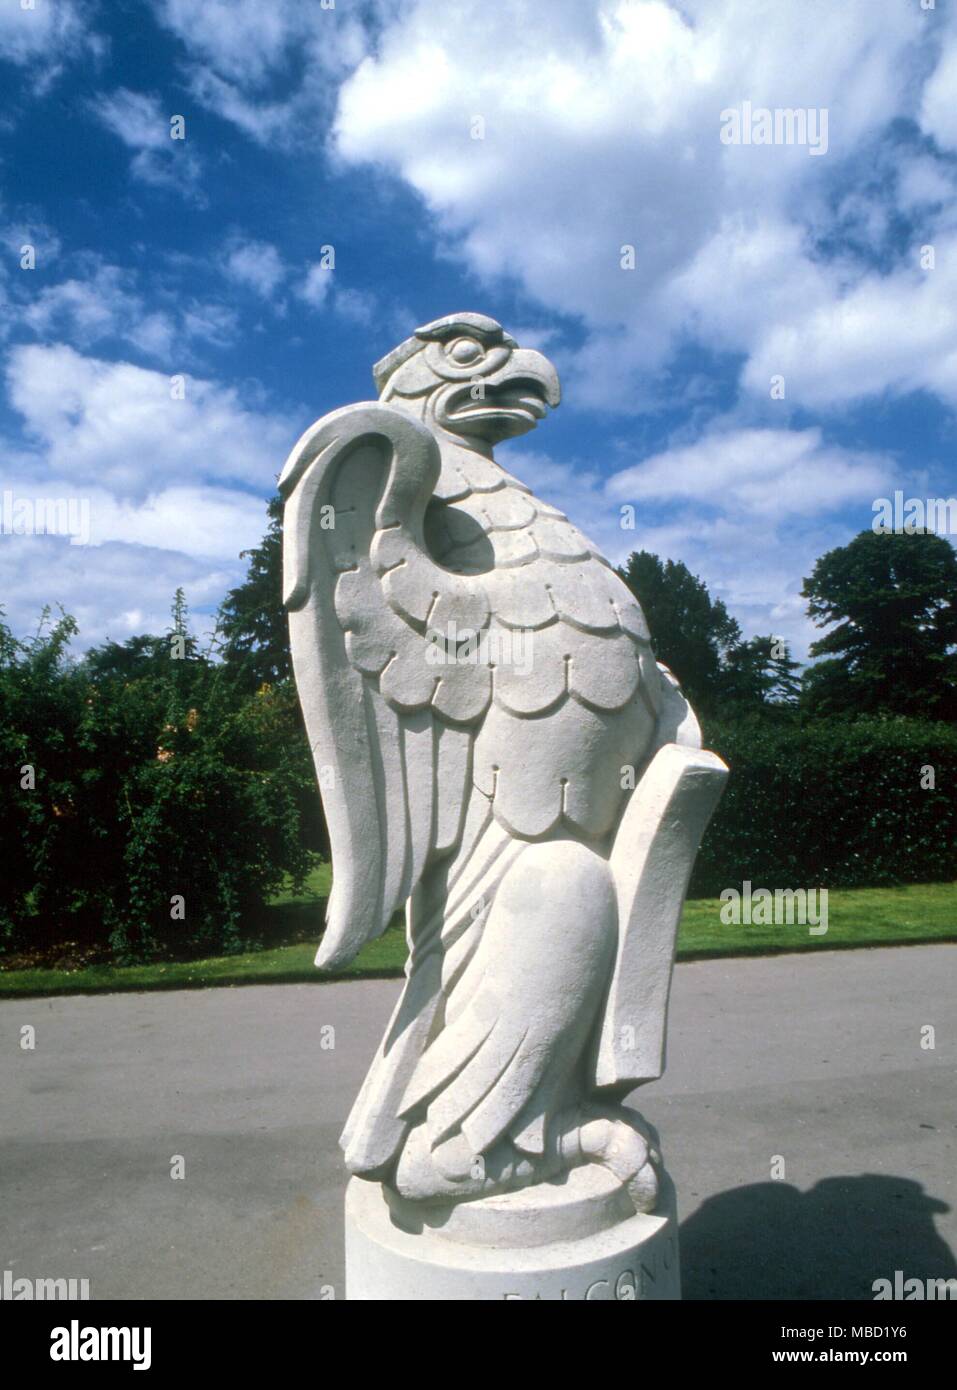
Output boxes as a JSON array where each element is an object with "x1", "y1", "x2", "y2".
[{"x1": 1, "y1": 0, "x2": 956, "y2": 661}]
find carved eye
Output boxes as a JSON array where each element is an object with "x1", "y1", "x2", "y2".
[{"x1": 447, "y1": 337, "x2": 484, "y2": 365}]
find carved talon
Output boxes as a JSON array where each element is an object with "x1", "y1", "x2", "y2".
[
  {"x1": 574, "y1": 1107, "x2": 660, "y2": 1215},
  {"x1": 393, "y1": 1124, "x2": 547, "y2": 1203}
]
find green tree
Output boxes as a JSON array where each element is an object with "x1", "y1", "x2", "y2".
[
  {"x1": 618, "y1": 551, "x2": 803, "y2": 714},
  {"x1": 801, "y1": 530, "x2": 957, "y2": 719},
  {"x1": 219, "y1": 496, "x2": 290, "y2": 690},
  {"x1": 618, "y1": 551, "x2": 742, "y2": 712},
  {"x1": 719, "y1": 634, "x2": 802, "y2": 709},
  {"x1": 84, "y1": 589, "x2": 199, "y2": 689},
  {"x1": 83, "y1": 633, "x2": 170, "y2": 681}
]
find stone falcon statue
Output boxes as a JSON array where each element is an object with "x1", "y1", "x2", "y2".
[{"x1": 280, "y1": 312, "x2": 727, "y2": 1219}]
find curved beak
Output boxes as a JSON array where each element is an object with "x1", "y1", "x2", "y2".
[{"x1": 485, "y1": 347, "x2": 561, "y2": 408}]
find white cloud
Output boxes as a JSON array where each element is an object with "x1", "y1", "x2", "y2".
[
  {"x1": 224, "y1": 237, "x2": 286, "y2": 298},
  {"x1": 220, "y1": 238, "x2": 387, "y2": 320},
  {"x1": 156, "y1": 0, "x2": 354, "y2": 87},
  {"x1": 9, "y1": 255, "x2": 238, "y2": 362},
  {"x1": 96, "y1": 87, "x2": 170, "y2": 150},
  {"x1": 920, "y1": 22, "x2": 957, "y2": 155},
  {"x1": 670, "y1": 216, "x2": 843, "y2": 356},
  {"x1": 0, "y1": 477, "x2": 267, "y2": 562},
  {"x1": 739, "y1": 237, "x2": 957, "y2": 408},
  {"x1": 152, "y1": 0, "x2": 368, "y2": 147},
  {"x1": 88, "y1": 485, "x2": 267, "y2": 557},
  {"x1": 0, "y1": 342, "x2": 296, "y2": 648},
  {"x1": 19, "y1": 261, "x2": 173, "y2": 354},
  {"x1": 332, "y1": 0, "x2": 957, "y2": 414},
  {"x1": 333, "y1": 286, "x2": 377, "y2": 326},
  {"x1": 0, "y1": 533, "x2": 237, "y2": 651},
  {"x1": 5, "y1": 343, "x2": 294, "y2": 496},
  {"x1": 94, "y1": 88, "x2": 203, "y2": 196},
  {"x1": 298, "y1": 262, "x2": 333, "y2": 308},
  {"x1": 0, "y1": 0, "x2": 104, "y2": 91},
  {"x1": 180, "y1": 300, "x2": 238, "y2": 349},
  {"x1": 2, "y1": 215, "x2": 61, "y2": 270},
  {"x1": 295, "y1": 271, "x2": 402, "y2": 335},
  {"x1": 606, "y1": 427, "x2": 893, "y2": 518}
]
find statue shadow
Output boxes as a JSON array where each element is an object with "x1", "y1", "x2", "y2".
[{"x1": 679, "y1": 1175, "x2": 957, "y2": 1300}]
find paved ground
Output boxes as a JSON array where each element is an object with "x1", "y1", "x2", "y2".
[{"x1": 1, "y1": 944, "x2": 955, "y2": 1300}]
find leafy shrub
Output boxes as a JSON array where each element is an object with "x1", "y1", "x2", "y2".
[
  {"x1": 116, "y1": 683, "x2": 316, "y2": 960},
  {"x1": 0, "y1": 603, "x2": 318, "y2": 961}
]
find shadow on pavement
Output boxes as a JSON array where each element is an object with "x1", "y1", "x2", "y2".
[{"x1": 680, "y1": 1175, "x2": 957, "y2": 1300}]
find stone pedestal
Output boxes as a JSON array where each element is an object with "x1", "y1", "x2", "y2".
[{"x1": 344, "y1": 1166, "x2": 680, "y2": 1301}]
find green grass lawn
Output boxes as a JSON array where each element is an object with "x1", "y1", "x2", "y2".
[{"x1": 1, "y1": 873, "x2": 954, "y2": 999}]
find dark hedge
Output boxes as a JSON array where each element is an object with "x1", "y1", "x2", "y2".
[{"x1": 692, "y1": 715, "x2": 957, "y2": 895}]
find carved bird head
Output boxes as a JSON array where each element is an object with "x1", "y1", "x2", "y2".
[{"x1": 373, "y1": 312, "x2": 561, "y2": 446}]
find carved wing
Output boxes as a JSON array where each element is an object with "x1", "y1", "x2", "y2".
[{"x1": 279, "y1": 403, "x2": 491, "y2": 968}]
